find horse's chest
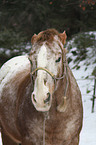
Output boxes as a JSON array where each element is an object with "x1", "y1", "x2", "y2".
[
  {"x1": 28, "y1": 118, "x2": 64, "y2": 145},
  {"x1": 45, "y1": 119, "x2": 64, "y2": 144}
]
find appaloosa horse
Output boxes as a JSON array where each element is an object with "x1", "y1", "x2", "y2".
[{"x1": 0, "y1": 29, "x2": 83, "y2": 145}]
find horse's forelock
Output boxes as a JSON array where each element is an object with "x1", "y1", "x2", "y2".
[{"x1": 32, "y1": 29, "x2": 61, "y2": 45}]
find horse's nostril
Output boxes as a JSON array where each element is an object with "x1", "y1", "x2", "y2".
[
  {"x1": 33, "y1": 94, "x2": 37, "y2": 103},
  {"x1": 44, "y1": 79, "x2": 47, "y2": 85},
  {"x1": 44, "y1": 93, "x2": 51, "y2": 104}
]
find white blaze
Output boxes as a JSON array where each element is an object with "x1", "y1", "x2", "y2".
[
  {"x1": 33, "y1": 45, "x2": 49, "y2": 104},
  {"x1": 37, "y1": 45, "x2": 47, "y2": 68}
]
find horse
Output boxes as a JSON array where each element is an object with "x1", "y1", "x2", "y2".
[{"x1": 0, "y1": 29, "x2": 83, "y2": 145}]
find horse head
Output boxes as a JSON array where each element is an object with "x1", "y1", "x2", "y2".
[{"x1": 29, "y1": 29, "x2": 67, "y2": 112}]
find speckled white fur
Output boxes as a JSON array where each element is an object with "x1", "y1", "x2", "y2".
[{"x1": 0, "y1": 55, "x2": 30, "y2": 95}]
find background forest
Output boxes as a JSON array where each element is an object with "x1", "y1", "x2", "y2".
[{"x1": 0, "y1": 0, "x2": 96, "y2": 65}]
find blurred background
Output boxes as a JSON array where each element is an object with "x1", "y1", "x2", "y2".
[{"x1": 0, "y1": 0, "x2": 96, "y2": 66}]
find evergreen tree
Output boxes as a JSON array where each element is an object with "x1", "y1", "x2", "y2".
[{"x1": 0, "y1": 0, "x2": 96, "y2": 65}]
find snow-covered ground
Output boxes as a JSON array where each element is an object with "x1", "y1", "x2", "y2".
[
  {"x1": 67, "y1": 32, "x2": 96, "y2": 145},
  {"x1": 0, "y1": 32, "x2": 96, "y2": 145},
  {"x1": 72, "y1": 68, "x2": 96, "y2": 145},
  {"x1": 0, "y1": 135, "x2": 2, "y2": 145}
]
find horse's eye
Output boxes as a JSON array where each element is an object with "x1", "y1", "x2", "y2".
[{"x1": 55, "y1": 57, "x2": 61, "y2": 63}]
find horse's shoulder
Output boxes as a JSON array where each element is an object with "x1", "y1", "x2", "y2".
[{"x1": 0, "y1": 55, "x2": 30, "y2": 93}]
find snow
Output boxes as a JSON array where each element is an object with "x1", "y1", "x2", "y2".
[
  {"x1": 72, "y1": 69, "x2": 96, "y2": 145},
  {"x1": 0, "y1": 136, "x2": 2, "y2": 145},
  {"x1": 0, "y1": 32, "x2": 96, "y2": 145}
]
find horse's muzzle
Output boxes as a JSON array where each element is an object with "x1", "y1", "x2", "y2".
[{"x1": 31, "y1": 92, "x2": 52, "y2": 112}]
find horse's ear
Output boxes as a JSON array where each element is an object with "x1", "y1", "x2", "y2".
[
  {"x1": 59, "y1": 31, "x2": 67, "y2": 45},
  {"x1": 31, "y1": 34, "x2": 37, "y2": 45}
]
